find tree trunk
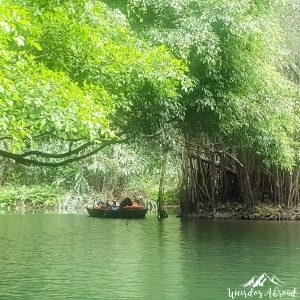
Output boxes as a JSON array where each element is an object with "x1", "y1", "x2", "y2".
[{"x1": 157, "y1": 151, "x2": 168, "y2": 219}]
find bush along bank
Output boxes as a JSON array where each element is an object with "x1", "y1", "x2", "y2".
[
  {"x1": 0, "y1": 185, "x2": 155, "y2": 213},
  {"x1": 179, "y1": 202, "x2": 300, "y2": 220},
  {"x1": 0, "y1": 185, "x2": 110, "y2": 213},
  {"x1": 0, "y1": 185, "x2": 67, "y2": 212}
]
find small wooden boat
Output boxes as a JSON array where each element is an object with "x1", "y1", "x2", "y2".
[{"x1": 86, "y1": 198, "x2": 148, "y2": 219}]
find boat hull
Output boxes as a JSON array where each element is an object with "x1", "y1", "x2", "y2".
[{"x1": 86, "y1": 207, "x2": 148, "y2": 219}]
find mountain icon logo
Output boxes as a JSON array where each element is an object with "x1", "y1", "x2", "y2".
[{"x1": 241, "y1": 273, "x2": 285, "y2": 288}]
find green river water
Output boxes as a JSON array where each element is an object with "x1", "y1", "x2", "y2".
[{"x1": 0, "y1": 213, "x2": 299, "y2": 300}]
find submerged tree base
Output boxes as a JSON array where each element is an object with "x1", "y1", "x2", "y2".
[{"x1": 179, "y1": 203, "x2": 300, "y2": 221}]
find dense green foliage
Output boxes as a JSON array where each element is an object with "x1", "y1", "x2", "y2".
[
  {"x1": 282, "y1": 0, "x2": 300, "y2": 86},
  {"x1": 126, "y1": 0, "x2": 299, "y2": 212},
  {"x1": 0, "y1": 184, "x2": 65, "y2": 210},
  {"x1": 0, "y1": 143, "x2": 180, "y2": 208},
  {"x1": 1, "y1": 0, "x2": 297, "y2": 168},
  {"x1": 0, "y1": 0, "x2": 299, "y2": 213},
  {"x1": 0, "y1": 0, "x2": 190, "y2": 166},
  {"x1": 128, "y1": 0, "x2": 299, "y2": 169}
]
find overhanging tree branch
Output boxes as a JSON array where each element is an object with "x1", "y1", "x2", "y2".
[
  {"x1": 0, "y1": 136, "x2": 12, "y2": 141},
  {"x1": 19, "y1": 142, "x2": 92, "y2": 159},
  {"x1": 0, "y1": 139, "x2": 128, "y2": 167}
]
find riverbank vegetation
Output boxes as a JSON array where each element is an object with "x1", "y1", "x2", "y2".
[
  {"x1": 0, "y1": 0, "x2": 299, "y2": 218},
  {"x1": 0, "y1": 144, "x2": 181, "y2": 212}
]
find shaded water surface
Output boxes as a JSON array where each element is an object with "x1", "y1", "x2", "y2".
[{"x1": 0, "y1": 214, "x2": 299, "y2": 299}]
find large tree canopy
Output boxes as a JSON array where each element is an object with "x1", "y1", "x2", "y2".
[
  {"x1": 128, "y1": 0, "x2": 299, "y2": 169},
  {"x1": 0, "y1": 0, "x2": 191, "y2": 166},
  {"x1": 1, "y1": 0, "x2": 298, "y2": 172}
]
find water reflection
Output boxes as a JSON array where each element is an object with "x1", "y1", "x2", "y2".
[
  {"x1": 179, "y1": 219, "x2": 300, "y2": 299},
  {"x1": 0, "y1": 215, "x2": 299, "y2": 299}
]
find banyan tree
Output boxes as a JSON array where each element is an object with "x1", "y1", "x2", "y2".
[{"x1": 128, "y1": 0, "x2": 300, "y2": 215}]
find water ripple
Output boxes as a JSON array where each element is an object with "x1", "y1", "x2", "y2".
[{"x1": 0, "y1": 215, "x2": 299, "y2": 299}]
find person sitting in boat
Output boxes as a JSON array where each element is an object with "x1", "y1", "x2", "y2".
[
  {"x1": 111, "y1": 200, "x2": 119, "y2": 210},
  {"x1": 97, "y1": 200, "x2": 105, "y2": 207},
  {"x1": 119, "y1": 197, "x2": 133, "y2": 209}
]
